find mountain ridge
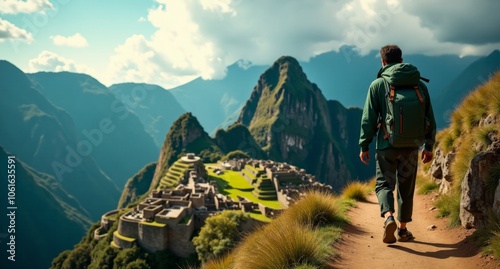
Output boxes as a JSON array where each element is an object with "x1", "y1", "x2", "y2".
[
  {"x1": 28, "y1": 72, "x2": 160, "y2": 188},
  {"x1": 109, "y1": 82, "x2": 186, "y2": 147}
]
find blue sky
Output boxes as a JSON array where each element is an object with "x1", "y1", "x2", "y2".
[{"x1": 1, "y1": 0, "x2": 500, "y2": 89}]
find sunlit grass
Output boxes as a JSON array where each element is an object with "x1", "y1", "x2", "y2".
[
  {"x1": 341, "y1": 181, "x2": 372, "y2": 202},
  {"x1": 202, "y1": 190, "x2": 350, "y2": 269},
  {"x1": 280, "y1": 190, "x2": 346, "y2": 228},
  {"x1": 416, "y1": 172, "x2": 439, "y2": 195},
  {"x1": 207, "y1": 167, "x2": 282, "y2": 209},
  {"x1": 201, "y1": 254, "x2": 234, "y2": 269},
  {"x1": 232, "y1": 221, "x2": 333, "y2": 269},
  {"x1": 435, "y1": 189, "x2": 461, "y2": 227}
]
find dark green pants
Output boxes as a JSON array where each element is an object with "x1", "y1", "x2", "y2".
[{"x1": 375, "y1": 148, "x2": 418, "y2": 223}]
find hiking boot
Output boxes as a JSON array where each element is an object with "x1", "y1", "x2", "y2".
[
  {"x1": 397, "y1": 228, "x2": 415, "y2": 242},
  {"x1": 383, "y1": 216, "x2": 397, "y2": 243}
]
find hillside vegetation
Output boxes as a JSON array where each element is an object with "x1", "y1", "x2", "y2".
[
  {"x1": 433, "y1": 71, "x2": 500, "y2": 256},
  {"x1": 437, "y1": 71, "x2": 500, "y2": 188}
]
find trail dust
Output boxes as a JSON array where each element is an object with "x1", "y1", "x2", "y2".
[{"x1": 333, "y1": 192, "x2": 500, "y2": 269}]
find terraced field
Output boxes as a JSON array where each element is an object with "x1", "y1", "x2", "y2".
[{"x1": 206, "y1": 164, "x2": 283, "y2": 210}]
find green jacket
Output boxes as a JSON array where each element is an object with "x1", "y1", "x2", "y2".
[{"x1": 358, "y1": 63, "x2": 436, "y2": 152}]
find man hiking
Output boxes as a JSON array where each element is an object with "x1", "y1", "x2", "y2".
[{"x1": 358, "y1": 44, "x2": 436, "y2": 243}]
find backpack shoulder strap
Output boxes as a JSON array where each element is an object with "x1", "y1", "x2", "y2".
[{"x1": 413, "y1": 85, "x2": 424, "y2": 103}]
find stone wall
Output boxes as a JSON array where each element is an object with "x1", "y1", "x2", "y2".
[
  {"x1": 118, "y1": 216, "x2": 140, "y2": 238},
  {"x1": 113, "y1": 231, "x2": 135, "y2": 249},
  {"x1": 168, "y1": 215, "x2": 195, "y2": 257},
  {"x1": 138, "y1": 222, "x2": 168, "y2": 252},
  {"x1": 101, "y1": 209, "x2": 119, "y2": 231}
]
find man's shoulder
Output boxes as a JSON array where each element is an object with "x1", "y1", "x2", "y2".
[{"x1": 369, "y1": 77, "x2": 386, "y2": 90}]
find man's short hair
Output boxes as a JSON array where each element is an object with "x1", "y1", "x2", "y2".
[{"x1": 380, "y1": 45, "x2": 402, "y2": 64}]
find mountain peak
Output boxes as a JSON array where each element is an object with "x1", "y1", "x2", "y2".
[
  {"x1": 275, "y1": 55, "x2": 300, "y2": 65},
  {"x1": 0, "y1": 60, "x2": 31, "y2": 88},
  {"x1": 151, "y1": 112, "x2": 221, "y2": 189},
  {"x1": 487, "y1": 49, "x2": 500, "y2": 59}
]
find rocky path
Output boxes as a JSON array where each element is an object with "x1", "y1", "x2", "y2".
[{"x1": 333, "y1": 192, "x2": 500, "y2": 269}]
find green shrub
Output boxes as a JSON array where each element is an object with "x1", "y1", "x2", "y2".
[
  {"x1": 222, "y1": 150, "x2": 250, "y2": 161},
  {"x1": 193, "y1": 211, "x2": 249, "y2": 263}
]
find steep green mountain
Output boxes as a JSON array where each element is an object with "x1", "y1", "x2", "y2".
[
  {"x1": 0, "y1": 146, "x2": 92, "y2": 269},
  {"x1": 150, "y1": 112, "x2": 222, "y2": 189},
  {"x1": 117, "y1": 162, "x2": 157, "y2": 209},
  {"x1": 238, "y1": 56, "x2": 365, "y2": 190},
  {"x1": 0, "y1": 60, "x2": 120, "y2": 219},
  {"x1": 29, "y1": 72, "x2": 160, "y2": 188},
  {"x1": 327, "y1": 100, "x2": 375, "y2": 182},
  {"x1": 214, "y1": 123, "x2": 267, "y2": 160},
  {"x1": 169, "y1": 62, "x2": 267, "y2": 134},
  {"x1": 435, "y1": 50, "x2": 500, "y2": 129},
  {"x1": 109, "y1": 83, "x2": 186, "y2": 147}
]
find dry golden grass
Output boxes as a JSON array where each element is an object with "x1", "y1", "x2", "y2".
[{"x1": 341, "y1": 181, "x2": 372, "y2": 202}]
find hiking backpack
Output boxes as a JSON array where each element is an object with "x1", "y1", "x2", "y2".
[{"x1": 380, "y1": 78, "x2": 428, "y2": 148}]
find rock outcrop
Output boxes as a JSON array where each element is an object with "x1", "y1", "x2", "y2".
[
  {"x1": 460, "y1": 141, "x2": 500, "y2": 228},
  {"x1": 430, "y1": 149, "x2": 456, "y2": 194}
]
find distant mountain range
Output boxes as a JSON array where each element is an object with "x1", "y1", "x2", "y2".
[
  {"x1": 168, "y1": 47, "x2": 486, "y2": 133},
  {"x1": 434, "y1": 50, "x2": 500, "y2": 128},
  {"x1": 109, "y1": 83, "x2": 186, "y2": 147},
  {"x1": 28, "y1": 72, "x2": 160, "y2": 188}
]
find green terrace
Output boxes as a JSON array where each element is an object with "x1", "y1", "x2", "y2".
[
  {"x1": 206, "y1": 164, "x2": 283, "y2": 221},
  {"x1": 159, "y1": 159, "x2": 195, "y2": 189}
]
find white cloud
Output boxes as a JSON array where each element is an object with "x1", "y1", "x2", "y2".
[
  {"x1": 51, "y1": 33, "x2": 88, "y2": 48},
  {"x1": 107, "y1": 0, "x2": 500, "y2": 89},
  {"x1": 402, "y1": 0, "x2": 500, "y2": 44},
  {"x1": 0, "y1": 18, "x2": 33, "y2": 41},
  {"x1": 28, "y1": 51, "x2": 95, "y2": 74},
  {"x1": 106, "y1": 34, "x2": 197, "y2": 88},
  {"x1": 0, "y1": 0, "x2": 53, "y2": 14}
]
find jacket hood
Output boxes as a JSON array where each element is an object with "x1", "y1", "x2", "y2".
[{"x1": 377, "y1": 63, "x2": 420, "y2": 86}]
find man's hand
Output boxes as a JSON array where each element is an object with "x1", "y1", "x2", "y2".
[
  {"x1": 359, "y1": 151, "x2": 370, "y2": 165},
  {"x1": 421, "y1": 150, "x2": 433, "y2": 164}
]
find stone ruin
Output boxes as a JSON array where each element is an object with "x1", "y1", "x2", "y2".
[{"x1": 96, "y1": 154, "x2": 333, "y2": 257}]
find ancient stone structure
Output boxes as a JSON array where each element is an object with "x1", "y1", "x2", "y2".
[{"x1": 98, "y1": 154, "x2": 332, "y2": 257}]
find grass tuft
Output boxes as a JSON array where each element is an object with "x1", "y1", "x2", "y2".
[
  {"x1": 201, "y1": 254, "x2": 234, "y2": 269},
  {"x1": 281, "y1": 190, "x2": 346, "y2": 228},
  {"x1": 435, "y1": 190, "x2": 462, "y2": 227},
  {"x1": 416, "y1": 172, "x2": 439, "y2": 195},
  {"x1": 341, "y1": 181, "x2": 371, "y2": 202},
  {"x1": 232, "y1": 221, "x2": 332, "y2": 269}
]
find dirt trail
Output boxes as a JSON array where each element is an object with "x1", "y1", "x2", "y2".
[{"x1": 333, "y1": 192, "x2": 500, "y2": 269}]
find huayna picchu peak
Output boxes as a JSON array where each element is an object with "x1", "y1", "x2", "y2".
[{"x1": 237, "y1": 56, "x2": 371, "y2": 190}]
